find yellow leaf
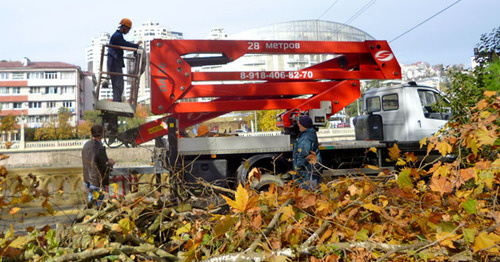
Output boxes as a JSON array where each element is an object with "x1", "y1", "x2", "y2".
[
  {"x1": 484, "y1": 90, "x2": 497, "y2": 97},
  {"x1": 92, "y1": 191, "x2": 100, "y2": 200},
  {"x1": 436, "y1": 232, "x2": 459, "y2": 249},
  {"x1": 419, "y1": 137, "x2": 427, "y2": 149},
  {"x1": 432, "y1": 165, "x2": 450, "y2": 178},
  {"x1": 118, "y1": 217, "x2": 136, "y2": 235},
  {"x1": 280, "y1": 205, "x2": 295, "y2": 222},
  {"x1": 467, "y1": 137, "x2": 479, "y2": 156},
  {"x1": 110, "y1": 183, "x2": 119, "y2": 196},
  {"x1": 368, "y1": 147, "x2": 377, "y2": 153},
  {"x1": 476, "y1": 129, "x2": 496, "y2": 146},
  {"x1": 477, "y1": 99, "x2": 489, "y2": 110},
  {"x1": 365, "y1": 165, "x2": 379, "y2": 170},
  {"x1": 473, "y1": 232, "x2": 500, "y2": 252},
  {"x1": 437, "y1": 141, "x2": 452, "y2": 156},
  {"x1": 214, "y1": 216, "x2": 237, "y2": 238},
  {"x1": 479, "y1": 111, "x2": 491, "y2": 119},
  {"x1": 378, "y1": 196, "x2": 389, "y2": 208},
  {"x1": 363, "y1": 203, "x2": 382, "y2": 213},
  {"x1": 396, "y1": 159, "x2": 406, "y2": 166},
  {"x1": 9, "y1": 236, "x2": 29, "y2": 249},
  {"x1": 388, "y1": 144, "x2": 401, "y2": 161},
  {"x1": 175, "y1": 222, "x2": 191, "y2": 236},
  {"x1": 9, "y1": 207, "x2": 21, "y2": 215},
  {"x1": 6, "y1": 224, "x2": 14, "y2": 238},
  {"x1": 492, "y1": 158, "x2": 500, "y2": 169},
  {"x1": 221, "y1": 184, "x2": 258, "y2": 213}
]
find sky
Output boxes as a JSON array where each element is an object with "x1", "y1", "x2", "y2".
[{"x1": 1, "y1": 0, "x2": 498, "y2": 69}]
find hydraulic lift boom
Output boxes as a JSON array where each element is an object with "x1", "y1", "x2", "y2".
[{"x1": 122, "y1": 39, "x2": 400, "y2": 145}]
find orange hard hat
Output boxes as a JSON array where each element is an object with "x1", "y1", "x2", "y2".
[{"x1": 119, "y1": 18, "x2": 132, "y2": 28}]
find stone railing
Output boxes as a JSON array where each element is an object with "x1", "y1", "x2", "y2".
[{"x1": 0, "y1": 139, "x2": 155, "y2": 153}]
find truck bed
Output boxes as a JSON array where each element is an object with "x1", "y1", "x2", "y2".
[{"x1": 178, "y1": 135, "x2": 386, "y2": 156}]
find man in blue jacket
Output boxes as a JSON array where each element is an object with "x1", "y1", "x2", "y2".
[
  {"x1": 293, "y1": 115, "x2": 323, "y2": 190},
  {"x1": 106, "y1": 18, "x2": 142, "y2": 139},
  {"x1": 108, "y1": 18, "x2": 142, "y2": 103}
]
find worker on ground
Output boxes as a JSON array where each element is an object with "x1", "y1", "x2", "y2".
[
  {"x1": 293, "y1": 115, "x2": 322, "y2": 190},
  {"x1": 106, "y1": 18, "x2": 142, "y2": 138},
  {"x1": 82, "y1": 124, "x2": 115, "y2": 208}
]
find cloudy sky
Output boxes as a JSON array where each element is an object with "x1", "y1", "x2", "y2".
[{"x1": 1, "y1": 0, "x2": 498, "y2": 68}]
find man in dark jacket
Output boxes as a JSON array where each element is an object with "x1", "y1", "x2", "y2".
[
  {"x1": 106, "y1": 18, "x2": 142, "y2": 139},
  {"x1": 293, "y1": 115, "x2": 322, "y2": 190},
  {"x1": 108, "y1": 18, "x2": 142, "y2": 103},
  {"x1": 82, "y1": 124, "x2": 115, "y2": 207}
]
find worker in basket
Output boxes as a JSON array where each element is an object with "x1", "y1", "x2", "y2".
[{"x1": 106, "y1": 18, "x2": 142, "y2": 141}]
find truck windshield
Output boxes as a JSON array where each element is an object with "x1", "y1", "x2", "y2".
[{"x1": 418, "y1": 89, "x2": 452, "y2": 120}]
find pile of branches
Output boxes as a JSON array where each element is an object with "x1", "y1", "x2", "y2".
[{"x1": 0, "y1": 92, "x2": 498, "y2": 261}]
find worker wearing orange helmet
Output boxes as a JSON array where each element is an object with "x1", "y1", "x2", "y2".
[
  {"x1": 106, "y1": 18, "x2": 142, "y2": 138},
  {"x1": 108, "y1": 18, "x2": 142, "y2": 103}
]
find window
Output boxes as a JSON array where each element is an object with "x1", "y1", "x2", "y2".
[
  {"x1": 44, "y1": 72, "x2": 58, "y2": 79},
  {"x1": 382, "y1": 94, "x2": 399, "y2": 111},
  {"x1": 0, "y1": 87, "x2": 9, "y2": 94},
  {"x1": 28, "y1": 72, "x2": 43, "y2": 79},
  {"x1": 63, "y1": 101, "x2": 73, "y2": 108},
  {"x1": 61, "y1": 72, "x2": 74, "y2": 80},
  {"x1": 29, "y1": 102, "x2": 42, "y2": 108},
  {"x1": 11, "y1": 87, "x2": 21, "y2": 94},
  {"x1": 30, "y1": 87, "x2": 42, "y2": 94},
  {"x1": 12, "y1": 72, "x2": 25, "y2": 80},
  {"x1": 46, "y1": 87, "x2": 58, "y2": 94},
  {"x1": 47, "y1": 101, "x2": 56, "y2": 108},
  {"x1": 366, "y1": 96, "x2": 381, "y2": 113},
  {"x1": 418, "y1": 89, "x2": 452, "y2": 120},
  {"x1": 0, "y1": 103, "x2": 9, "y2": 109},
  {"x1": 61, "y1": 86, "x2": 74, "y2": 94},
  {"x1": 13, "y1": 102, "x2": 22, "y2": 109},
  {"x1": 0, "y1": 73, "x2": 7, "y2": 80}
]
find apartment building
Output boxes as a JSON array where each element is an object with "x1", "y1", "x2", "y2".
[{"x1": 0, "y1": 58, "x2": 94, "y2": 129}]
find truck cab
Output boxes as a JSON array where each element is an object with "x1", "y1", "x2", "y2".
[{"x1": 354, "y1": 82, "x2": 451, "y2": 143}]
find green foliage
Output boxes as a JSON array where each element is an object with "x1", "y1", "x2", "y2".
[
  {"x1": 445, "y1": 26, "x2": 499, "y2": 121},
  {"x1": 118, "y1": 104, "x2": 149, "y2": 132},
  {"x1": 83, "y1": 110, "x2": 101, "y2": 124},
  {"x1": 24, "y1": 127, "x2": 36, "y2": 141}
]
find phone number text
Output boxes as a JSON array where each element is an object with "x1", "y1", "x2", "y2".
[{"x1": 240, "y1": 71, "x2": 313, "y2": 80}]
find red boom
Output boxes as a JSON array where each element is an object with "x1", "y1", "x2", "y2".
[{"x1": 135, "y1": 39, "x2": 401, "y2": 145}]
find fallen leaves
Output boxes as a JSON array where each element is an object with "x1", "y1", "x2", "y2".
[{"x1": 221, "y1": 183, "x2": 258, "y2": 213}]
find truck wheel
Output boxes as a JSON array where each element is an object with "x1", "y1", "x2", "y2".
[{"x1": 251, "y1": 174, "x2": 285, "y2": 191}]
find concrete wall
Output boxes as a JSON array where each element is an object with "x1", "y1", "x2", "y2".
[{"x1": 2, "y1": 145, "x2": 154, "y2": 169}]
